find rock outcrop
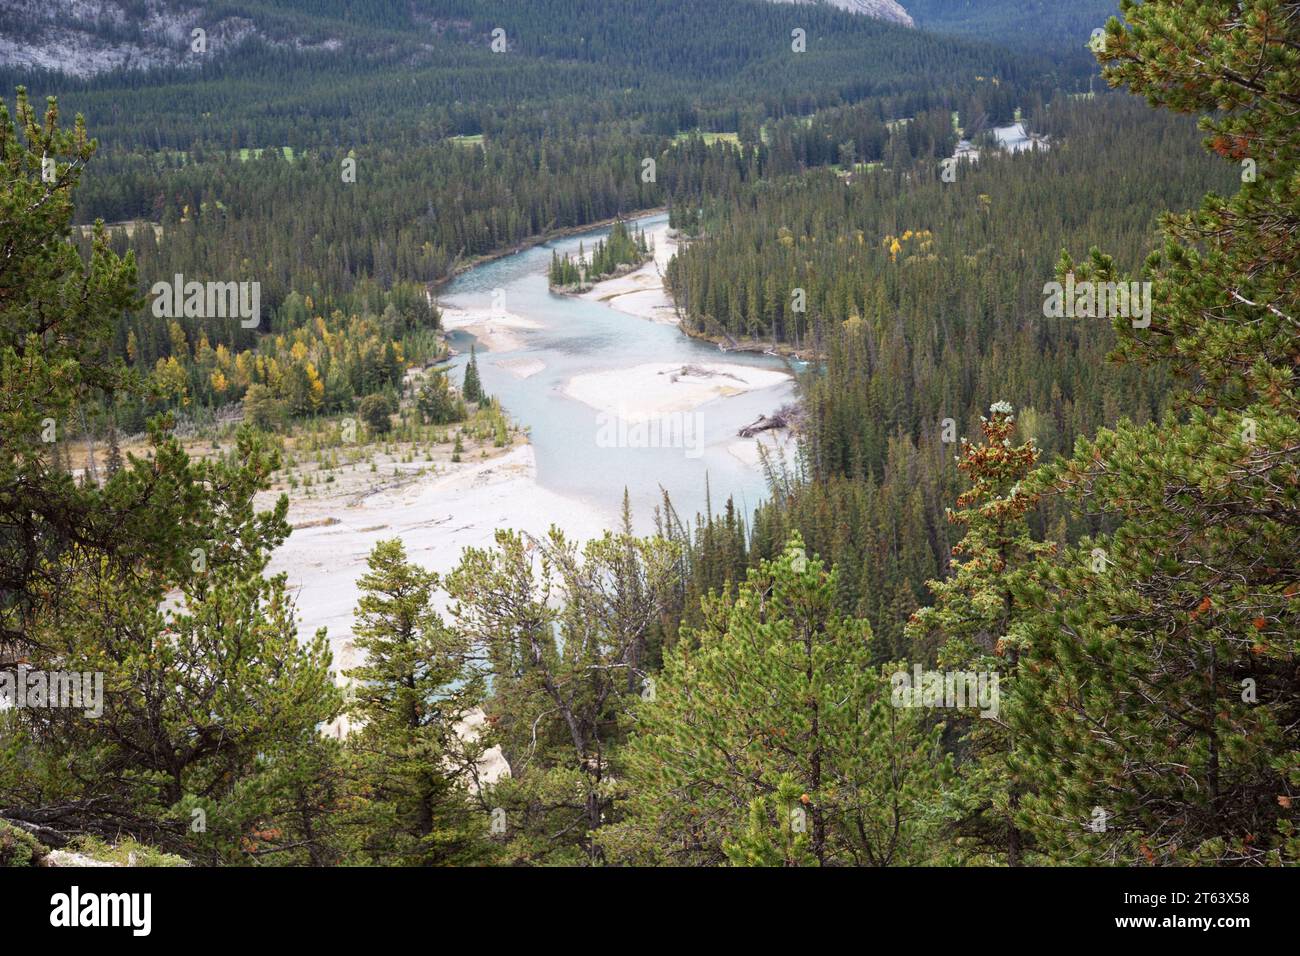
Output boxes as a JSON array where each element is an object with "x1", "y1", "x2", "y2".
[{"x1": 759, "y1": 0, "x2": 914, "y2": 29}]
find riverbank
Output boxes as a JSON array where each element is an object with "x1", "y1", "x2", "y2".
[
  {"x1": 678, "y1": 326, "x2": 817, "y2": 363},
  {"x1": 578, "y1": 220, "x2": 680, "y2": 323},
  {"x1": 438, "y1": 305, "x2": 541, "y2": 352},
  {"x1": 429, "y1": 205, "x2": 668, "y2": 294},
  {"x1": 265, "y1": 439, "x2": 610, "y2": 771},
  {"x1": 264, "y1": 442, "x2": 610, "y2": 675},
  {"x1": 576, "y1": 220, "x2": 816, "y2": 361}
]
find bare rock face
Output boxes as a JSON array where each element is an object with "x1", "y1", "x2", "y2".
[
  {"x1": 0, "y1": 0, "x2": 914, "y2": 78},
  {"x1": 0, "y1": 0, "x2": 341, "y2": 77},
  {"x1": 759, "y1": 0, "x2": 915, "y2": 28}
]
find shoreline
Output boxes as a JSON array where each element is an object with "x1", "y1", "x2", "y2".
[
  {"x1": 428, "y1": 205, "x2": 668, "y2": 294},
  {"x1": 573, "y1": 222, "x2": 817, "y2": 362},
  {"x1": 268, "y1": 441, "x2": 613, "y2": 672},
  {"x1": 548, "y1": 253, "x2": 654, "y2": 295},
  {"x1": 575, "y1": 221, "x2": 680, "y2": 325},
  {"x1": 677, "y1": 325, "x2": 817, "y2": 363}
]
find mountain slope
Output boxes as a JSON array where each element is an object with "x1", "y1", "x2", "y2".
[
  {"x1": 0, "y1": 0, "x2": 352, "y2": 77},
  {"x1": 904, "y1": 0, "x2": 1117, "y2": 51},
  {"x1": 760, "y1": 0, "x2": 914, "y2": 28}
]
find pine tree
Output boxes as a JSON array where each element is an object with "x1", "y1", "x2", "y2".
[
  {"x1": 461, "y1": 345, "x2": 483, "y2": 404},
  {"x1": 104, "y1": 418, "x2": 123, "y2": 477},
  {"x1": 1011, "y1": 1, "x2": 1300, "y2": 865},
  {"x1": 416, "y1": 371, "x2": 465, "y2": 425},
  {"x1": 1, "y1": 91, "x2": 140, "y2": 649},
  {"x1": 357, "y1": 392, "x2": 394, "y2": 436},
  {"x1": 603, "y1": 535, "x2": 950, "y2": 866},
  {"x1": 0, "y1": 95, "x2": 353, "y2": 857},
  {"x1": 11, "y1": 430, "x2": 343, "y2": 862},
  {"x1": 447, "y1": 527, "x2": 680, "y2": 864},
  {"x1": 343, "y1": 540, "x2": 490, "y2": 866},
  {"x1": 905, "y1": 402, "x2": 1053, "y2": 864}
]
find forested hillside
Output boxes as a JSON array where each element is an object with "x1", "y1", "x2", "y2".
[
  {"x1": 905, "y1": 0, "x2": 1117, "y2": 52},
  {"x1": 6, "y1": 0, "x2": 1064, "y2": 148}
]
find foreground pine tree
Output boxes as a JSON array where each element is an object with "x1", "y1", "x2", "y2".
[
  {"x1": 0, "y1": 93, "x2": 344, "y2": 861},
  {"x1": 5, "y1": 426, "x2": 343, "y2": 862},
  {"x1": 1010, "y1": 1, "x2": 1300, "y2": 864},
  {"x1": 604, "y1": 536, "x2": 949, "y2": 866},
  {"x1": 906, "y1": 403, "x2": 1053, "y2": 865},
  {"x1": 448, "y1": 526, "x2": 680, "y2": 864},
  {"x1": 0, "y1": 90, "x2": 203, "y2": 652},
  {"x1": 344, "y1": 540, "x2": 491, "y2": 865}
]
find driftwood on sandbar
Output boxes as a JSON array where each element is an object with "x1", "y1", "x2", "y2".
[
  {"x1": 737, "y1": 402, "x2": 802, "y2": 438},
  {"x1": 738, "y1": 412, "x2": 788, "y2": 438}
]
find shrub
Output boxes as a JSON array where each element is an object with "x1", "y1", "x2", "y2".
[
  {"x1": 358, "y1": 393, "x2": 395, "y2": 436},
  {"x1": 0, "y1": 821, "x2": 46, "y2": 867}
]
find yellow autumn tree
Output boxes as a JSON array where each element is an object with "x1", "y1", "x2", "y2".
[
  {"x1": 154, "y1": 355, "x2": 190, "y2": 406},
  {"x1": 305, "y1": 362, "x2": 324, "y2": 410},
  {"x1": 168, "y1": 320, "x2": 189, "y2": 359}
]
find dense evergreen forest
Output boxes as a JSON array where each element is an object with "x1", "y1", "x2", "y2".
[
  {"x1": 6, "y1": 0, "x2": 1067, "y2": 149},
  {"x1": 657, "y1": 96, "x2": 1241, "y2": 653},
  {"x1": 21, "y1": 1, "x2": 1081, "y2": 444},
  {"x1": 69, "y1": 85, "x2": 1048, "y2": 434},
  {"x1": 1, "y1": 0, "x2": 1296, "y2": 877}
]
